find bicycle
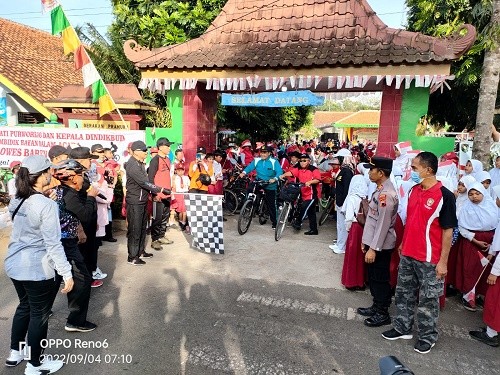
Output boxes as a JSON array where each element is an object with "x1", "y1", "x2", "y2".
[
  {"x1": 275, "y1": 182, "x2": 304, "y2": 241},
  {"x1": 318, "y1": 190, "x2": 335, "y2": 226},
  {"x1": 223, "y1": 170, "x2": 248, "y2": 214},
  {"x1": 237, "y1": 179, "x2": 272, "y2": 235}
]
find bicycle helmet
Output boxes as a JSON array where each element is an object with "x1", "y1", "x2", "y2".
[{"x1": 52, "y1": 159, "x2": 86, "y2": 180}]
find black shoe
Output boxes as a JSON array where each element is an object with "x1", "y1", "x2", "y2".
[
  {"x1": 414, "y1": 340, "x2": 436, "y2": 354},
  {"x1": 103, "y1": 237, "x2": 118, "y2": 242},
  {"x1": 364, "y1": 312, "x2": 391, "y2": 327},
  {"x1": 65, "y1": 321, "x2": 97, "y2": 332},
  {"x1": 272, "y1": 224, "x2": 276, "y2": 229},
  {"x1": 140, "y1": 251, "x2": 153, "y2": 258},
  {"x1": 223, "y1": 217, "x2": 228, "y2": 221},
  {"x1": 357, "y1": 306, "x2": 377, "y2": 317},
  {"x1": 127, "y1": 257, "x2": 146, "y2": 266},
  {"x1": 304, "y1": 230, "x2": 318, "y2": 235},
  {"x1": 469, "y1": 330, "x2": 499, "y2": 347}
]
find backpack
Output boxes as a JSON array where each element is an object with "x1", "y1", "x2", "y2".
[{"x1": 356, "y1": 198, "x2": 369, "y2": 227}]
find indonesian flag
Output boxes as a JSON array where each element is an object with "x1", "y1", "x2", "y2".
[
  {"x1": 463, "y1": 288, "x2": 476, "y2": 307},
  {"x1": 396, "y1": 141, "x2": 412, "y2": 154},
  {"x1": 477, "y1": 251, "x2": 490, "y2": 267}
]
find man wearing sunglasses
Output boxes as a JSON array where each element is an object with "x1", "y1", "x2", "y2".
[
  {"x1": 124, "y1": 141, "x2": 171, "y2": 266},
  {"x1": 279, "y1": 153, "x2": 321, "y2": 235}
]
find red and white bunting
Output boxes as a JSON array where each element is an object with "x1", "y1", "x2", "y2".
[
  {"x1": 376, "y1": 75, "x2": 384, "y2": 85},
  {"x1": 361, "y1": 75, "x2": 370, "y2": 87},
  {"x1": 264, "y1": 77, "x2": 272, "y2": 90},
  {"x1": 298, "y1": 75, "x2": 305, "y2": 89},
  {"x1": 273, "y1": 77, "x2": 280, "y2": 90},
  {"x1": 314, "y1": 75, "x2": 322, "y2": 89},
  {"x1": 306, "y1": 75, "x2": 313, "y2": 88},
  {"x1": 336, "y1": 75, "x2": 345, "y2": 89},
  {"x1": 289, "y1": 76, "x2": 296, "y2": 88},
  {"x1": 395, "y1": 75, "x2": 403, "y2": 89},
  {"x1": 344, "y1": 75, "x2": 353, "y2": 88},
  {"x1": 327, "y1": 76, "x2": 336, "y2": 89},
  {"x1": 385, "y1": 75, "x2": 394, "y2": 86},
  {"x1": 239, "y1": 78, "x2": 246, "y2": 90}
]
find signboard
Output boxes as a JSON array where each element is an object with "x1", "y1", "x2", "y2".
[
  {"x1": 0, "y1": 97, "x2": 6, "y2": 126},
  {"x1": 69, "y1": 119, "x2": 131, "y2": 130},
  {"x1": 221, "y1": 90, "x2": 325, "y2": 107},
  {"x1": 0, "y1": 127, "x2": 144, "y2": 167}
]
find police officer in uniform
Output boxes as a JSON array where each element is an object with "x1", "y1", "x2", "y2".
[{"x1": 357, "y1": 157, "x2": 398, "y2": 327}]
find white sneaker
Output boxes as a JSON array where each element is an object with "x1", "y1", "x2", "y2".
[
  {"x1": 6, "y1": 349, "x2": 24, "y2": 367},
  {"x1": 25, "y1": 359, "x2": 63, "y2": 374},
  {"x1": 92, "y1": 267, "x2": 107, "y2": 280},
  {"x1": 329, "y1": 244, "x2": 345, "y2": 254}
]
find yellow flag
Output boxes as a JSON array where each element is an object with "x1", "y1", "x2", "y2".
[
  {"x1": 99, "y1": 94, "x2": 116, "y2": 117},
  {"x1": 61, "y1": 27, "x2": 80, "y2": 55}
]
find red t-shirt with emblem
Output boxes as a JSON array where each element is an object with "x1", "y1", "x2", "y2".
[
  {"x1": 290, "y1": 165, "x2": 322, "y2": 200},
  {"x1": 401, "y1": 181, "x2": 457, "y2": 264}
]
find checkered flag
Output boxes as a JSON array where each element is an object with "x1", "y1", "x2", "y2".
[{"x1": 185, "y1": 193, "x2": 224, "y2": 254}]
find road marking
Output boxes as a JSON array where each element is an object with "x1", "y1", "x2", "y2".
[{"x1": 237, "y1": 291, "x2": 474, "y2": 340}]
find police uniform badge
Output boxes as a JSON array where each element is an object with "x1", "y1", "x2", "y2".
[{"x1": 379, "y1": 194, "x2": 387, "y2": 207}]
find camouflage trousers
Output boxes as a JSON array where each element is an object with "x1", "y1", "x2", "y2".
[{"x1": 393, "y1": 256, "x2": 444, "y2": 344}]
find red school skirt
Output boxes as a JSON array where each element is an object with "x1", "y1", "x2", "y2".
[
  {"x1": 341, "y1": 222, "x2": 366, "y2": 289},
  {"x1": 484, "y1": 271, "x2": 500, "y2": 331},
  {"x1": 455, "y1": 230, "x2": 495, "y2": 296}
]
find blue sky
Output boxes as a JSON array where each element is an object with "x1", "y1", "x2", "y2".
[{"x1": 1, "y1": 0, "x2": 407, "y2": 34}]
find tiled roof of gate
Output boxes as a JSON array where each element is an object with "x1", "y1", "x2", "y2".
[{"x1": 124, "y1": 0, "x2": 476, "y2": 70}]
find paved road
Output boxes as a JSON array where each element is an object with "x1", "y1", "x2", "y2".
[{"x1": 0, "y1": 216, "x2": 497, "y2": 375}]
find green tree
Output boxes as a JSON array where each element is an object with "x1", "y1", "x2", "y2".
[
  {"x1": 110, "y1": 0, "x2": 226, "y2": 48},
  {"x1": 406, "y1": 0, "x2": 495, "y2": 131},
  {"x1": 217, "y1": 105, "x2": 313, "y2": 141}
]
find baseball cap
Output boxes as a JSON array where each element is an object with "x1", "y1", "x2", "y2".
[
  {"x1": 9, "y1": 160, "x2": 21, "y2": 170},
  {"x1": 130, "y1": 141, "x2": 147, "y2": 152},
  {"x1": 69, "y1": 147, "x2": 99, "y2": 159},
  {"x1": 91, "y1": 144, "x2": 104, "y2": 153},
  {"x1": 288, "y1": 151, "x2": 301, "y2": 159},
  {"x1": 259, "y1": 145, "x2": 273, "y2": 153},
  {"x1": 21, "y1": 155, "x2": 52, "y2": 174},
  {"x1": 197, "y1": 146, "x2": 207, "y2": 154},
  {"x1": 299, "y1": 153, "x2": 310, "y2": 160},
  {"x1": 48, "y1": 145, "x2": 69, "y2": 160},
  {"x1": 156, "y1": 137, "x2": 172, "y2": 147}
]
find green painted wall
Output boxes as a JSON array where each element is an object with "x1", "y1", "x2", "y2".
[
  {"x1": 145, "y1": 88, "x2": 184, "y2": 160},
  {"x1": 398, "y1": 85, "x2": 455, "y2": 156}
]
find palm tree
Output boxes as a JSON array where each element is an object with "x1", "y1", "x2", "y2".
[{"x1": 473, "y1": 0, "x2": 500, "y2": 166}]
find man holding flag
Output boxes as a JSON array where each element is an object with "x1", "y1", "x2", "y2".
[{"x1": 382, "y1": 152, "x2": 457, "y2": 354}]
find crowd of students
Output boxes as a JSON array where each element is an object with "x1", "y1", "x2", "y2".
[{"x1": 4, "y1": 136, "x2": 500, "y2": 374}]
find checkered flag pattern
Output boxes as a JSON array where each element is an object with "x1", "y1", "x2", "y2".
[{"x1": 185, "y1": 193, "x2": 224, "y2": 254}]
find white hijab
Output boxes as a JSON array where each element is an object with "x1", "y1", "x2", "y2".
[
  {"x1": 456, "y1": 175, "x2": 476, "y2": 215},
  {"x1": 458, "y1": 182, "x2": 498, "y2": 231},
  {"x1": 341, "y1": 175, "x2": 368, "y2": 214},
  {"x1": 467, "y1": 159, "x2": 484, "y2": 180},
  {"x1": 489, "y1": 156, "x2": 500, "y2": 187}
]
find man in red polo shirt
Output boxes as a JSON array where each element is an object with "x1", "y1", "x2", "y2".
[
  {"x1": 279, "y1": 153, "x2": 321, "y2": 235},
  {"x1": 382, "y1": 152, "x2": 457, "y2": 355}
]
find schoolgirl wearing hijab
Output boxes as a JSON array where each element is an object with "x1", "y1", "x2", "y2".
[
  {"x1": 476, "y1": 170, "x2": 492, "y2": 197},
  {"x1": 469, "y1": 228, "x2": 500, "y2": 347},
  {"x1": 341, "y1": 175, "x2": 369, "y2": 290},
  {"x1": 447, "y1": 175, "x2": 476, "y2": 292},
  {"x1": 464, "y1": 159, "x2": 484, "y2": 180},
  {"x1": 456, "y1": 182, "x2": 498, "y2": 311}
]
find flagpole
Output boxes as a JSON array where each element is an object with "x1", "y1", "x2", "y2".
[{"x1": 471, "y1": 262, "x2": 491, "y2": 291}]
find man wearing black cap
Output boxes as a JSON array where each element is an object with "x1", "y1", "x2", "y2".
[
  {"x1": 68, "y1": 147, "x2": 103, "y2": 287},
  {"x1": 239, "y1": 145, "x2": 283, "y2": 229},
  {"x1": 148, "y1": 137, "x2": 174, "y2": 251},
  {"x1": 124, "y1": 140, "x2": 171, "y2": 265},
  {"x1": 357, "y1": 156, "x2": 398, "y2": 327},
  {"x1": 188, "y1": 146, "x2": 213, "y2": 194},
  {"x1": 279, "y1": 153, "x2": 321, "y2": 235}
]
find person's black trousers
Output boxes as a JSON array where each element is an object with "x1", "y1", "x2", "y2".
[
  {"x1": 11, "y1": 278, "x2": 55, "y2": 366},
  {"x1": 366, "y1": 247, "x2": 394, "y2": 312},
  {"x1": 56, "y1": 238, "x2": 92, "y2": 327},
  {"x1": 151, "y1": 199, "x2": 170, "y2": 241},
  {"x1": 299, "y1": 199, "x2": 318, "y2": 232},
  {"x1": 127, "y1": 203, "x2": 148, "y2": 259},
  {"x1": 79, "y1": 217, "x2": 98, "y2": 274},
  {"x1": 263, "y1": 188, "x2": 277, "y2": 226}
]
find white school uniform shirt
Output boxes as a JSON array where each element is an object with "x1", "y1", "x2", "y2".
[{"x1": 173, "y1": 175, "x2": 190, "y2": 193}]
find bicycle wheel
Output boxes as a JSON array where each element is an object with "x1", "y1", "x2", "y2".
[
  {"x1": 237, "y1": 199, "x2": 254, "y2": 235},
  {"x1": 258, "y1": 198, "x2": 269, "y2": 225},
  {"x1": 318, "y1": 198, "x2": 334, "y2": 226},
  {"x1": 223, "y1": 189, "x2": 238, "y2": 215},
  {"x1": 275, "y1": 202, "x2": 291, "y2": 241}
]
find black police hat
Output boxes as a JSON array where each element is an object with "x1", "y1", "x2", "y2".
[
  {"x1": 363, "y1": 156, "x2": 393, "y2": 171},
  {"x1": 259, "y1": 145, "x2": 273, "y2": 153}
]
